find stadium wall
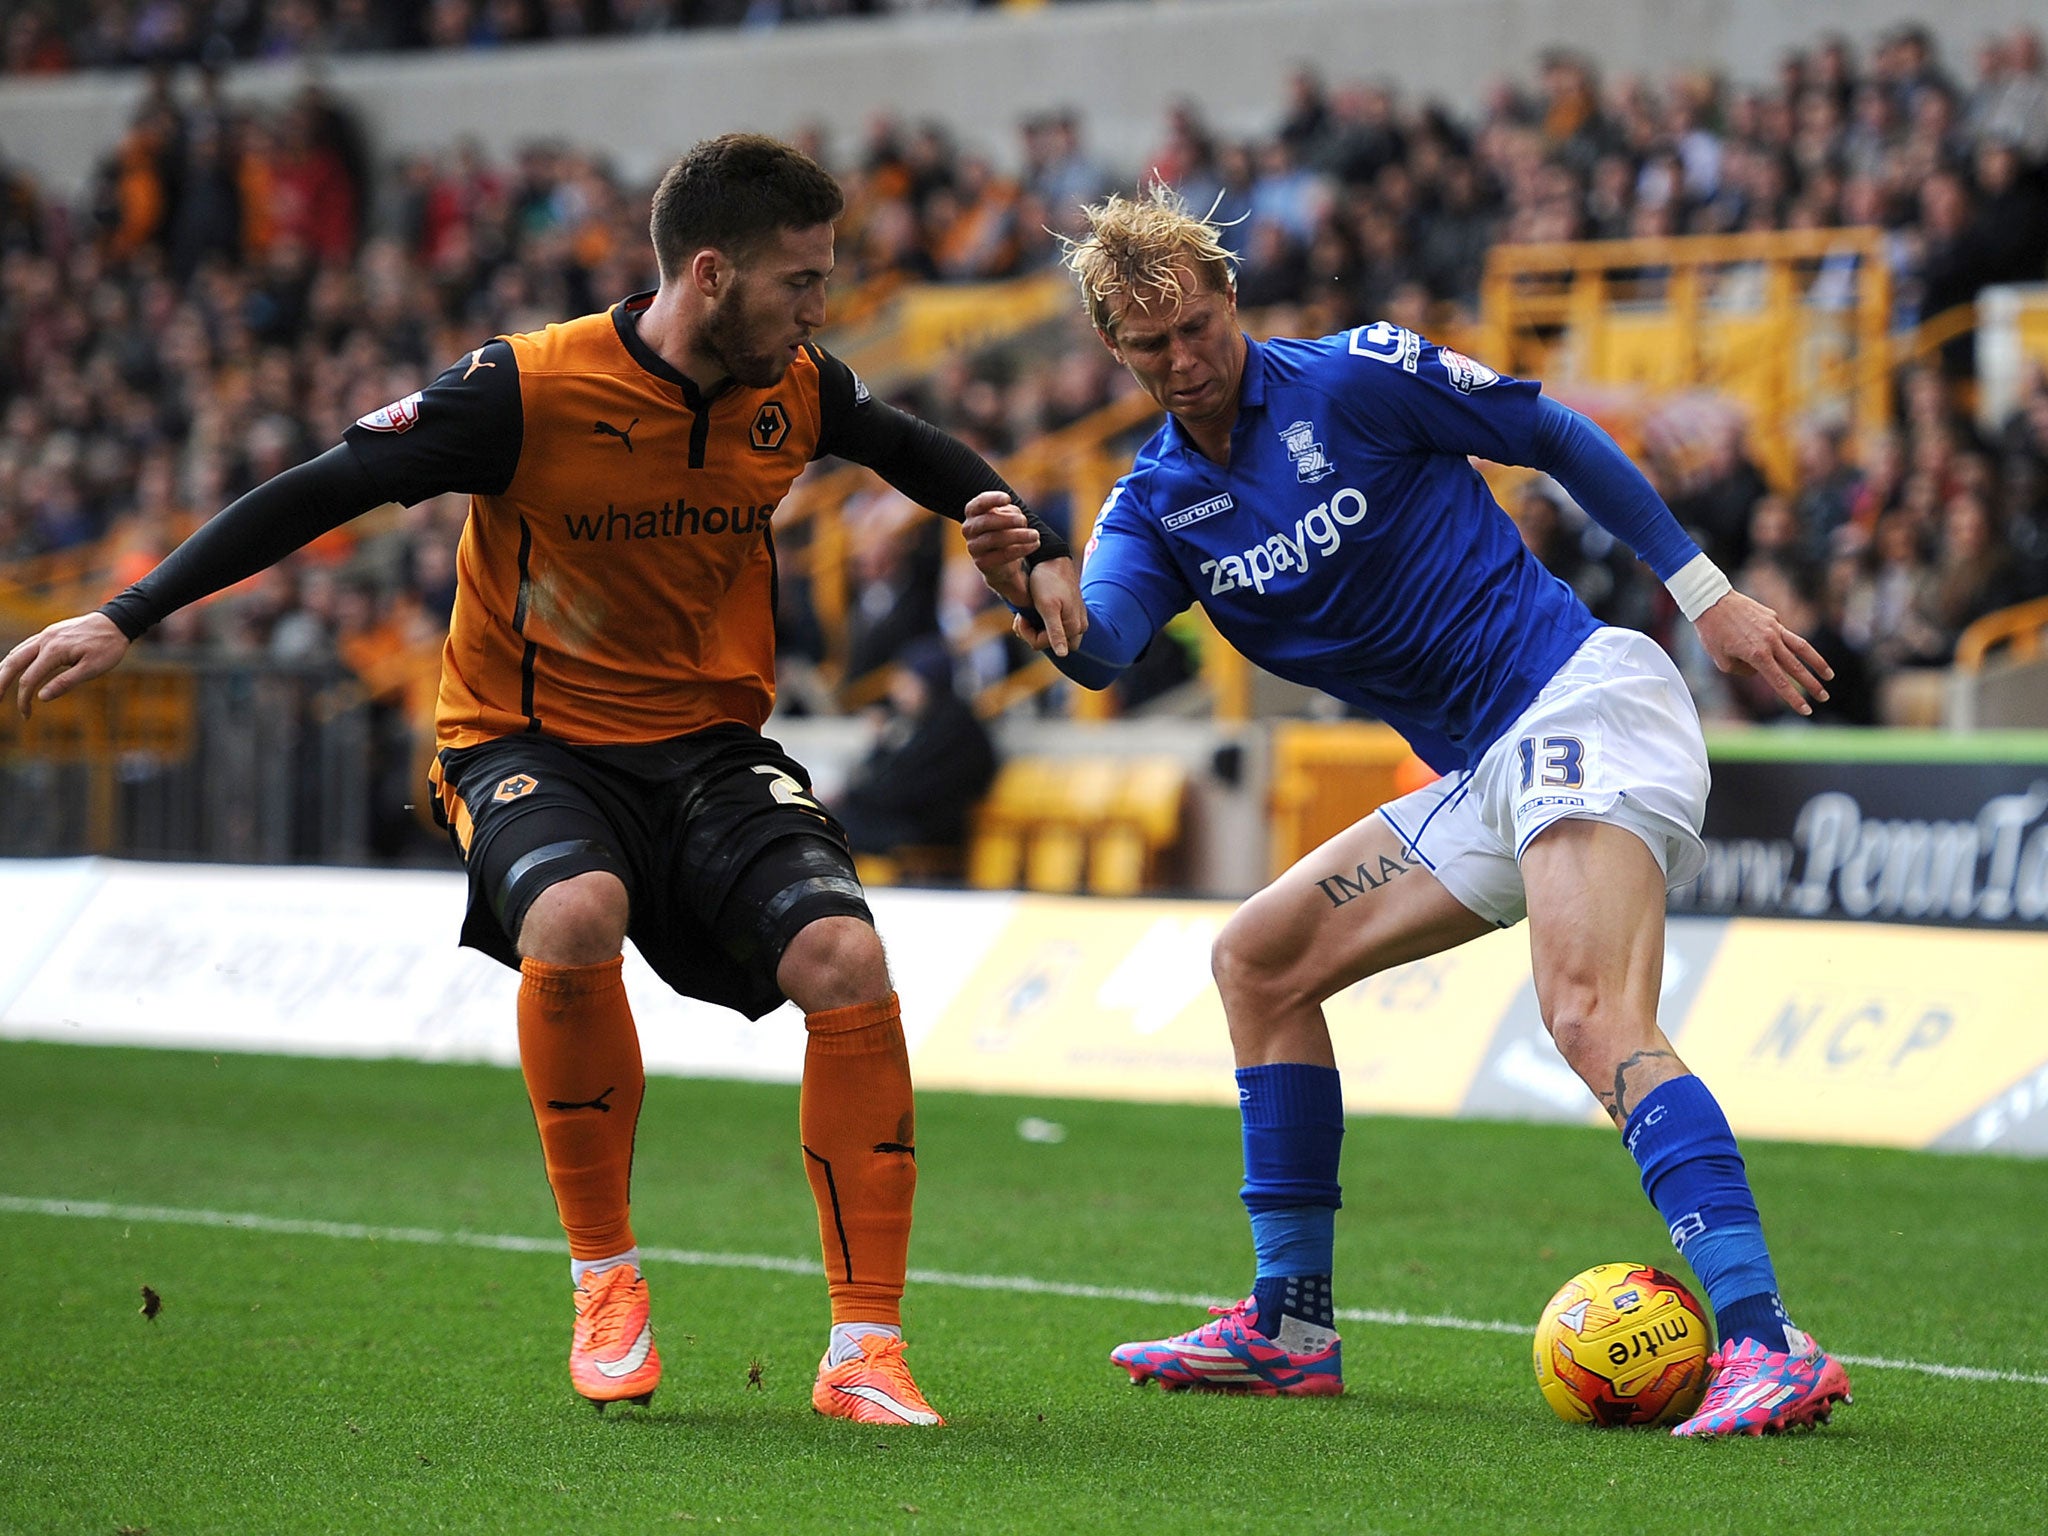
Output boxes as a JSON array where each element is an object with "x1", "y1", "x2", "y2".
[
  {"x1": 0, "y1": 0, "x2": 2039, "y2": 197},
  {"x1": 4, "y1": 857, "x2": 2044, "y2": 1158}
]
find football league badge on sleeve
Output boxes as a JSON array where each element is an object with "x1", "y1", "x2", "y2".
[
  {"x1": 356, "y1": 391, "x2": 423, "y2": 433},
  {"x1": 1280, "y1": 420, "x2": 1336, "y2": 483},
  {"x1": 1438, "y1": 348, "x2": 1501, "y2": 394}
]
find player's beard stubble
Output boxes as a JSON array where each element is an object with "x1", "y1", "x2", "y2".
[{"x1": 701, "y1": 276, "x2": 797, "y2": 390}]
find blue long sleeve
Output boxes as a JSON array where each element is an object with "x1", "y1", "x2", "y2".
[
  {"x1": 1044, "y1": 578, "x2": 1156, "y2": 690},
  {"x1": 1524, "y1": 396, "x2": 1700, "y2": 581}
]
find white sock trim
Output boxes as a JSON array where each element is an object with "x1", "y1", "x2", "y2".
[
  {"x1": 570, "y1": 1247, "x2": 640, "y2": 1285},
  {"x1": 827, "y1": 1320, "x2": 903, "y2": 1366},
  {"x1": 1666, "y1": 552, "x2": 1733, "y2": 623}
]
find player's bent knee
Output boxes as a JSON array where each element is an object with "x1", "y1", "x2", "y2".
[
  {"x1": 778, "y1": 913, "x2": 889, "y2": 1013},
  {"x1": 1212, "y1": 909, "x2": 1313, "y2": 1012},
  {"x1": 516, "y1": 871, "x2": 630, "y2": 966},
  {"x1": 1543, "y1": 1005, "x2": 1655, "y2": 1084}
]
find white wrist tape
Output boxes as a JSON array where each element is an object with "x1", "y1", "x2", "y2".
[{"x1": 1666, "y1": 552, "x2": 1733, "y2": 623}]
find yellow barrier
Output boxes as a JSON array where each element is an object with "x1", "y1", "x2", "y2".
[
  {"x1": 828, "y1": 271, "x2": 1074, "y2": 390},
  {"x1": 1479, "y1": 228, "x2": 1891, "y2": 488},
  {"x1": 968, "y1": 754, "x2": 1187, "y2": 896},
  {"x1": 0, "y1": 666, "x2": 197, "y2": 852},
  {"x1": 906, "y1": 894, "x2": 2048, "y2": 1154},
  {"x1": 1954, "y1": 593, "x2": 2048, "y2": 673},
  {"x1": 1267, "y1": 721, "x2": 1430, "y2": 879}
]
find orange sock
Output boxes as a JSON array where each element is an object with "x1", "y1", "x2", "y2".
[
  {"x1": 801, "y1": 992, "x2": 917, "y2": 1327},
  {"x1": 517, "y1": 956, "x2": 644, "y2": 1262}
]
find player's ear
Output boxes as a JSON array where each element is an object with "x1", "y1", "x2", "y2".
[
  {"x1": 688, "y1": 247, "x2": 724, "y2": 299},
  {"x1": 1096, "y1": 326, "x2": 1123, "y2": 363}
]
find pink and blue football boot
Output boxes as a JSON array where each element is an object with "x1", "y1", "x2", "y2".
[
  {"x1": 1111, "y1": 1299, "x2": 1343, "y2": 1396},
  {"x1": 1670, "y1": 1325, "x2": 1852, "y2": 1437}
]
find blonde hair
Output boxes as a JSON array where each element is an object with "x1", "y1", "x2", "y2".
[{"x1": 1062, "y1": 183, "x2": 1236, "y2": 335}]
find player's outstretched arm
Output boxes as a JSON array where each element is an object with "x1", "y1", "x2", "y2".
[
  {"x1": 0, "y1": 612, "x2": 130, "y2": 718},
  {"x1": 1514, "y1": 397, "x2": 1834, "y2": 711},
  {"x1": 1694, "y1": 589, "x2": 1834, "y2": 716},
  {"x1": 4, "y1": 443, "x2": 394, "y2": 717}
]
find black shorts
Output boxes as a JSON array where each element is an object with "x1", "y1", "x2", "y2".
[{"x1": 433, "y1": 724, "x2": 871, "y2": 1020}]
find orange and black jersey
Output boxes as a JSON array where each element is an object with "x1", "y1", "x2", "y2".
[{"x1": 102, "y1": 292, "x2": 1067, "y2": 750}]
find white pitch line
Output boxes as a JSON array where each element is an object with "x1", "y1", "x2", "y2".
[{"x1": 6, "y1": 1194, "x2": 2045, "y2": 1389}]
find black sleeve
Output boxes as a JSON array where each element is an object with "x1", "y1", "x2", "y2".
[
  {"x1": 99, "y1": 342, "x2": 524, "y2": 640},
  {"x1": 98, "y1": 444, "x2": 390, "y2": 639},
  {"x1": 341, "y1": 339, "x2": 523, "y2": 506},
  {"x1": 810, "y1": 345, "x2": 1070, "y2": 566}
]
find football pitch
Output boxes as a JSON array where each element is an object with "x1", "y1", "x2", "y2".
[{"x1": 3, "y1": 1041, "x2": 2043, "y2": 1534}]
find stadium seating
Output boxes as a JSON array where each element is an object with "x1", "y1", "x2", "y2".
[{"x1": 967, "y1": 755, "x2": 1187, "y2": 895}]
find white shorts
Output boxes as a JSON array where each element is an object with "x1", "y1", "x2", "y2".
[{"x1": 1375, "y1": 627, "x2": 1710, "y2": 928}]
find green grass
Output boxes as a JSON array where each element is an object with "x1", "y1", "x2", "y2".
[{"x1": 2, "y1": 1040, "x2": 2044, "y2": 1535}]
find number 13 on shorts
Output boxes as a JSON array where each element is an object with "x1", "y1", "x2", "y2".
[{"x1": 1517, "y1": 735, "x2": 1586, "y2": 791}]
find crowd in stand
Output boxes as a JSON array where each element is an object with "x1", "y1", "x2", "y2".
[
  {"x1": 0, "y1": 0, "x2": 1046, "y2": 70},
  {"x1": 1, "y1": 20, "x2": 2046, "y2": 734}
]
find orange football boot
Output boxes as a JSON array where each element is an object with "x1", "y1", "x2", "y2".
[
  {"x1": 569, "y1": 1263, "x2": 661, "y2": 1410},
  {"x1": 811, "y1": 1334, "x2": 944, "y2": 1426}
]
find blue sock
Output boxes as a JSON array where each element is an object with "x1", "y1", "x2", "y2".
[
  {"x1": 1623, "y1": 1075, "x2": 1793, "y2": 1351},
  {"x1": 1237, "y1": 1063, "x2": 1343, "y2": 1335}
]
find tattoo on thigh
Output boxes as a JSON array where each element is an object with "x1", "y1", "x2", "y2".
[
  {"x1": 1316, "y1": 844, "x2": 1421, "y2": 909},
  {"x1": 1601, "y1": 1049, "x2": 1679, "y2": 1127}
]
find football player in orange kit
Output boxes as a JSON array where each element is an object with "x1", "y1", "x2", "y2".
[{"x1": 1, "y1": 134, "x2": 1082, "y2": 1428}]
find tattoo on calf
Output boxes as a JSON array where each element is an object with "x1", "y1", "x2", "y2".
[
  {"x1": 1602, "y1": 1049, "x2": 1679, "y2": 1127},
  {"x1": 1316, "y1": 845, "x2": 1422, "y2": 908}
]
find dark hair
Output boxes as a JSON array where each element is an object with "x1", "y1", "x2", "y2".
[{"x1": 648, "y1": 133, "x2": 844, "y2": 281}]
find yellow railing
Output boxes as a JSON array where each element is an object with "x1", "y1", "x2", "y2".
[
  {"x1": 0, "y1": 664, "x2": 197, "y2": 851},
  {"x1": 828, "y1": 271, "x2": 1074, "y2": 390},
  {"x1": 13, "y1": 246, "x2": 2001, "y2": 740},
  {"x1": 1479, "y1": 228, "x2": 1892, "y2": 487},
  {"x1": 1955, "y1": 594, "x2": 2048, "y2": 673},
  {"x1": 1267, "y1": 721, "x2": 1430, "y2": 878}
]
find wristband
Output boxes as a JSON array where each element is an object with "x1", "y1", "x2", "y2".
[{"x1": 1665, "y1": 552, "x2": 1732, "y2": 623}]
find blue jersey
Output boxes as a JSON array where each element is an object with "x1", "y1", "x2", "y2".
[{"x1": 1079, "y1": 327, "x2": 1609, "y2": 772}]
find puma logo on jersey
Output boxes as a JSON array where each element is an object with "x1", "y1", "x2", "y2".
[
  {"x1": 547, "y1": 1086, "x2": 616, "y2": 1114},
  {"x1": 462, "y1": 349, "x2": 496, "y2": 380},
  {"x1": 1199, "y1": 487, "x2": 1370, "y2": 596},
  {"x1": 593, "y1": 417, "x2": 638, "y2": 452}
]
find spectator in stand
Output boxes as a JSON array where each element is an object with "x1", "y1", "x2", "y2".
[
  {"x1": 1027, "y1": 111, "x2": 1111, "y2": 239},
  {"x1": 1920, "y1": 490, "x2": 2025, "y2": 653},
  {"x1": 1668, "y1": 417, "x2": 1770, "y2": 574},
  {"x1": 1971, "y1": 137, "x2": 2048, "y2": 287},
  {"x1": 1276, "y1": 68, "x2": 1331, "y2": 158},
  {"x1": 1792, "y1": 422, "x2": 1865, "y2": 560},
  {"x1": 1842, "y1": 509, "x2": 1945, "y2": 672},
  {"x1": 842, "y1": 490, "x2": 946, "y2": 685},
  {"x1": 1996, "y1": 370, "x2": 2048, "y2": 589},
  {"x1": 1973, "y1": 28, "x2": 2048, "y2": 162},
  {"x1": 1740, "y1": 493, "x2": 1810, "y2": 590},
  {"x1": 6, "y1": 17, "x2": 2046, "y2": 732},
  {"x1": 834, "y1": 636, "x2": 999, "y2": 860}
]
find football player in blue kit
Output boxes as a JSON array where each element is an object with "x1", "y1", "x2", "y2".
[{"x1": 965, "y1": 188, "x2": 1851, "y2": 1437}]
